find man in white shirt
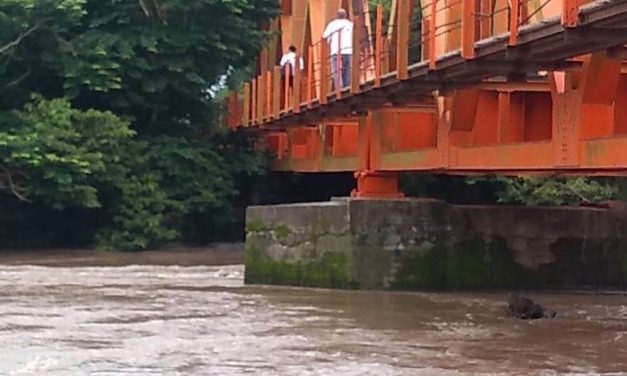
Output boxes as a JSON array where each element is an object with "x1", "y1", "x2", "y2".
[
  {"x1": 279, "y1": 45, "x2": 304, "y2": 88},
  {"x1": 323, "y1": 9, "x2": 353, "y2": 90}
]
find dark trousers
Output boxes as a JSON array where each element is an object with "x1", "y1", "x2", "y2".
[{"x1": 331, "y1": 54, "x2": 351, "y2": 90}]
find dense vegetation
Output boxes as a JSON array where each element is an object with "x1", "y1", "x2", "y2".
[
  {"x1": 400, "y1": 175, "x2": 621, "y2": 206},
  {"x1": 0, "y1": 0, "x2": 276, "y2": 250}
]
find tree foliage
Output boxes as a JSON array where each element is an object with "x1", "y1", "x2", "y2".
[
  {"x1": 400, "y1": 174, "x2": 622, "y2": 207},
  {"x1": 0, "y1": 0, "x2": 276, "y2": 250},
  {"x1": 0, "y1": 96, "x2": 134, "y2": 208},
  {"x1": 1, "y1": 0, "x2": 277, "y2": 128},
  {"x1": 485, "y1": 177, "x2": 619, "y2": 206}
]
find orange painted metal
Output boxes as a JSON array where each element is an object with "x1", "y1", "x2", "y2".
[
  {"x1": 375, "y1": 4, "x2": 383, "y2": 87},
  {"x1": 272, "y1": 66, "x2": 281, "y2": 117},
  {"x1": 266, "y1": 131, "x2": 289, "y2": 160},
  {"x1": 265, "y1": 70, "x2": 272, "y2": 119},
  {"x1": 461, "y1": 0, "x2": 476, "y2": 57},
  {"x1": 429, "y1": 0, "x2": 436, "y2": 69},
  {"x1": 325, "y1": 121, "x2": 359, "y2": 157},
  {"x1": 283, "y1": 64, "x2": 290, "y2": 112},
  {"x1": 508, "y1": 0, "x2": 519, "y2": 46},
  {"x1": 351, "y1": 16, "x2": 361, "y2": 94},
  {"x1": 368, "y1": 110, "x2": 383, "y2": 171},
  {"x1": 562, "y1": 0, "x2": 579, "y2": 27},
  {"x1": 381, "y1": 37, "x2": 390, "y2": 74},
  {"x1": 266, "y1": 64, "x2": 627, "y2": 175},
  {"x1": 319, "y1": 41, "x2": 329, "y2": 105},
  {"x1": 251, "y1": 78, "x2": 257, "y2": 125},
  {"x1": 479, "y1": 0, "x2": 492, "y2": 38},
  {"x1": 292, "y1": 54, "x2": 302, "y2": 113},
  {"x1": 306, "y1": 46, "x2": 313, "y2": 105},
  {"x1": 242, "y1": 83, "x2": 250, "y2": 126},
  {"x1": 421, "y1": 18, "x2": 430, "y2": 62},
  {"x1": 579, "y1": 51, "x2": 622, "y2": 139},
  {"x1": 357, "y1": 112, "x2": 372, "y2": 172},
  {"x1": 396, "y1": 0, "x2": 409, "y2": 79},
  {"x1": 351, "y1": 171, "x2": 404, "y2": 198},
  {"x1": 523, "y1": 92, "x2": 552, "y2": 141},
  {"x1": 615, "y1": 75, "x2": 627, "y2": 135},
  {"x1": 227, "y1": 1, "x2": 627, "y2": 198},
  {"x1": 496, "y1": 92, "x2": 524, "y2": 142},
  {"x1": 336, "y1": 29, "x2": 342, "y2": 98},
  {"x1": 256, "y1": 74, "x2": 264, "y2": 123}
]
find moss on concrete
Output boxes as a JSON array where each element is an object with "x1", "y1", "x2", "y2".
[
  {"x1": 246, "y1": 219, "x2": 293, "y2": 237},
  {"x1": 245, "y1": 219, "x2": 267, "y2": 233},
  {"x1": 244, "y1": 240, "x2": 353, "y2": 289},
  {"x1": 273, "y1": 224, "x2": 293, "y2": 239},
  {"x1": 391, "y1": 237, "x2": 448, "y2": 289},
  {"x1": 391, "y1": 236, "x2": 543, "y2": 290},
  {"x1": 246, "y1": 200, "x2": 627, "y2": 290}
]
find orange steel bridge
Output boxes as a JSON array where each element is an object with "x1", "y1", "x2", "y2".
[{"x1": 224, "y1": 0, "x2": 627, "y2": 197}]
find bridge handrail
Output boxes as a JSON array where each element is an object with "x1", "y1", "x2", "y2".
[{"x1": 225, "y1": 0, "x2": 585, "y2": 129}]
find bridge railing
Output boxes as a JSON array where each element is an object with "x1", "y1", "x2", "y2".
[{"x1": 224, "y1": 0, "x2": 582, "y2": 131}]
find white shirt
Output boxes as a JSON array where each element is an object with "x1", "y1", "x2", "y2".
[
  {"x1": 323, "y1": 19, "x2": 353, "y2": 55},
  {"x1": 279, "y1": 51, "x2": 304, "y2": 72}
]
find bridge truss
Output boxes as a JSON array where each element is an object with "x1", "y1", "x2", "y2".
[{"x1": 224, "y1": 0, "x2": 627, "y2": 197}]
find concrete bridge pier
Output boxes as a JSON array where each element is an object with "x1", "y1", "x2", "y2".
[{"x1": 244, "y1": 198, "x2": 627, "y2": 290}]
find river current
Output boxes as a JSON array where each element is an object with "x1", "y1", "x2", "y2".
[{"x1": 0, "y1": 252, "x2": 626, "y2": 375}]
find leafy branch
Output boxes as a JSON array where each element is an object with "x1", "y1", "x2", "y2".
[{"x1": 0, "y1": 24, "x2": 40, "y2": 55}]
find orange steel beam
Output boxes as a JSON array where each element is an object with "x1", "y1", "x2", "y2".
[
  {"x1": 233, "y1": 0, "x2": 627, "y2": 130},
  {"x1": 251, "y1": 78, "x2": 257, "y2": 125},
  {"x1": 508, "y1": 0, "x2": 520, "y2": 46},
  {"x1": 265, "y1": 71, "x2": 272, "y2": 119},
  {"x1": 292, "y1": 55, "x2": 302, "y2": 113},
  {"x1": 428, "y1": 0, "x2": 436, "y2": 69},
  {"x1": 351, "y1": 15, "x2": 361, "y2": 94},
  {"x1": 396, "y1": 0, "x2": 409, "y2": 79},
  {"x1": 562, "y1": 0, "x2": 579, "y2": 27},
  {"x1": 242, "y1": 83, "x2": 250, "y2": 126},
  {"x1": 319, "y1": 41, "x2": 329, "y2": 105},
  {"x1": 266, "y1": 63, "x2": 627, "y2": 175},
  {"x1": 374, "y1": 4, "x2": 383, "y2": 87},
  {"x1": 461, "y1": 0, "x2": 476, "y2": 58},
  {"x1": 479, "y1": 0, "x2": 492, "y2": 38},
  {"x1": 226, "y1": 1, "x2": 627, "y2": 197},
  {"x1": 273, "y1": 66, "x2": 281, "y2": 117},
  {"x1": 306, "y1": 47, "x2": 313, "y2": 104},
  {"x1": 256, "y1": 74, "x2": 264, "y2": 123}
]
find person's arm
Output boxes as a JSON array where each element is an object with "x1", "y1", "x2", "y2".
[
  {"x1": 322, "y1": 22, "x2": 333, "y2": 39},
  {"x1": 299, "y1": 57, "x2": 305, "y2": 70},
  {"x1": 279, "y1": 54, "x2": 288, "y2": 67}
]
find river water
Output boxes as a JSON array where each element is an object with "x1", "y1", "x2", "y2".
[{"x1": 0, "y1": 250, "x2": 626, "y2": 375}]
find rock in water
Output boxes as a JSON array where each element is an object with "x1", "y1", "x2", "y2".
[{"x1": 506, "y1": 294, "x2": 556, "y2": 319}]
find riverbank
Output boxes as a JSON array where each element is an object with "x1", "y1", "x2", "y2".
[{"x1": 0, "y1": 243, "x2": 244, "y2": 267}]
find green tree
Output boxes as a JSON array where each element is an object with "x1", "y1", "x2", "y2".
[
  {"x1": 0, "y1": 96, "x2": 134, "y2": 208},
  {"x1": 0, "y1": 0, "x2": 276, "y2": 250},
  {"x1": 488, "y1": 177, "x2": 619, "y2": 206},
  {"x1": 1, "y1": 0, "x2": 277, "y2": 129}
]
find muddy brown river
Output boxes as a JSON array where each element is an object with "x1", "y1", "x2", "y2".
[{"x1": 0, "y1": 249, "x2": 626, "y2": 375}]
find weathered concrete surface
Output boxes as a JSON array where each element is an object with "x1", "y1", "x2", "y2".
[{"x1": 245, "y1": 198, "x2": 627, "y2": 290}]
